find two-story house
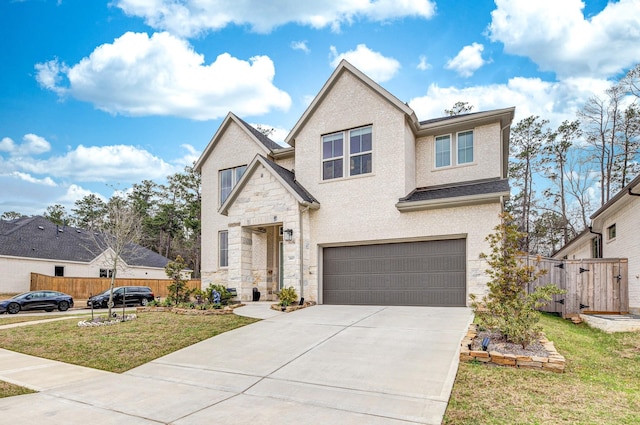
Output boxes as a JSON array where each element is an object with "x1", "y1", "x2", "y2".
[{"x1": 195, "y1": 60, "x2": 514, "y2": 306}]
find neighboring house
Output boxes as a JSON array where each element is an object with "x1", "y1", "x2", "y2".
[
  {"x1": 195, "y1": 60, "x2": 514, "y2": 306},
  {"x1": 553, "y1": 174, "x2": 640, "y2": 314},
  {"x1": 0, "y1": 216, "x2": 171, "y2": 293}
]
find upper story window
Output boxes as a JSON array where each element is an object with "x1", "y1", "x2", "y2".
[
  {"x1": 220, "y1": 165, "x2": 247, "y2": 205},
  {"x1": 435, "y1": 135, "x2": 451, "y2": 168},
  {"x1": 607, "y1": 224, "x2": 616, "y2": 240},
  {"x1": 322, "y1": 125, "x2": 372, "y2": 180},
  {"x1": 435, "y1": 130, "x2": 474, "y2": 168},
  {"x1": 591, "y1": 236, "x2": 602, "y2": 258}
]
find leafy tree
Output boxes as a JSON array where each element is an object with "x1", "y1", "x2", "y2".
[
  {"x1": 541, "y1": 120, "x2": 581, "y2": 246},
  {"x1": 165, "y1": 255, "x2": 192, "y2": 305},
  {"x1": 470, "y1": 213, "x2": 565, "y2": 348},
  {"x1": 1, "y1": 211, "x2": 24, "y2": 220},
  {"x1": 44, "y1": 204, "x2": 70, "y2": 226},
  {"x1": 444, "y1": 101, "x2": 474, "y2": 116},
  {"x1": 72, "y1": 194, "x2": 106, "y2": 229},
  {"x1": 509, "y1": 116, "x2": 549, "y2": 251}
]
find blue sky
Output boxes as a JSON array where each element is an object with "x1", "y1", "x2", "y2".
[{"x1": 1, "y1": 0, "x2": 639, "y2": 216}]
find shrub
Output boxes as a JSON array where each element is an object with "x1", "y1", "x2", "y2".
[
  {"x1": 470, "y1": 212, "x2": 565, "y2": 347},
  {"x1": 165, "y1": 256, "x2": 194, "y2": 305},
  {"x1": 205, "y1": 284, "x2": 233, "y2": 306},
  {"x1": 278, "y1": 286, "x2": 297, "y2": 307}
]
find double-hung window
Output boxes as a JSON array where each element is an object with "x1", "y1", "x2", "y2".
[
  {"x1": 219, "y1": 231, "x2": 229, "y2": 268},
  {"x1": 457, "y1": 131, "x2": 474, "y2": 164},
  {"x1": 435, "y1": 130, "x2": 474, "y2": 168},
  {"x1": 322, "y1": 133, "x2": 344, "y2": 180},
  {"x1": 219, "y1": 165, "x2": 247, "y2": 204},
  {"x1": 349, "y1": 126, "x2": 372, "y2": 175},
  {"x1": 322, "y1": 125, "x2": 372, "y2": 180},
  {"x1": 435, "y1": 135, "x2": 451, "y2": 168}
]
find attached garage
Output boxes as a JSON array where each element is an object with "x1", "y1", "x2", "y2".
[{"x1": 322, "y1": 239, "x2": 466, "y2": 306}]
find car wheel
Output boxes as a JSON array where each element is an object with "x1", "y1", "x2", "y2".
[
  {"x1": 58, "y1": 301, "x2": 69, "y2": 312},
  {"x1": 7, "y1": 302, "x2": 20, "y2": 314},
  {"x1": 141, "y1": 298, "x2": 149, "y2": 306}
]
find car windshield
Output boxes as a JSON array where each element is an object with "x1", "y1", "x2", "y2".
[{"x1": 11, "y1": 292, "x2": 32, "y2": 300}]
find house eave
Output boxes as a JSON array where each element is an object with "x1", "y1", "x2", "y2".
[{"x1": 395, "y1": 192, "x2": 509, "y2": 212}]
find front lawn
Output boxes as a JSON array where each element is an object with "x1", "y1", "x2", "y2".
[
  {"x1": 0, "y1": 312, "x2": 258, "y2": 373},
  {"x1": 444, "y1": 313, "x2": 640, "y2": 424}
]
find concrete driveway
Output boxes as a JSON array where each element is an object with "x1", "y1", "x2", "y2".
[{"x1": 0, "y1": 305, "x2": 471, "y2": 425}]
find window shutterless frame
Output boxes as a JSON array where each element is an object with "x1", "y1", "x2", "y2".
[
  {"x1": 219, "y1": 230, "x2": 229, "y2": 268},
  {"x1": 322, "y1": 125, "x2": 372, "y2": 180},
  {"x1": 435, "y1": 134, "x2": 452, "y2": 168},
  {"x1": 219, "y1": 165, "x2": 247, "y2": 205}
]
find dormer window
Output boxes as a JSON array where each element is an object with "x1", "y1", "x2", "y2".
[
  {"x1": 435, "y1": 130, "x2": 474, "y2": 168},
  {"x1": 322, "y1": 125, "x2": 372, "y2": 180}
]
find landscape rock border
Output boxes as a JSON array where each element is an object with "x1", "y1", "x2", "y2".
[
  {"x1": 270, "y1": 301, "x2": 317, "y2": 312},
  {"x1": 78, "y1": 314, "x2": 137, "y2": 327},
  {"x1": 459, "y1": 324, "x2": 566, "y2": 373},
  {"x1": 136, "y1": 304, "x2": 245, "y2": 315}
]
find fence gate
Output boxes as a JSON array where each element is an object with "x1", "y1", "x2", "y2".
[{"x1": 527, "y1": 257, "x2": 628, "y2": 318}]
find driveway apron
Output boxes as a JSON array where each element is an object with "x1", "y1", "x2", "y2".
[{"x1": 0, "y1": 305, "x2": 472, "y2": 425}]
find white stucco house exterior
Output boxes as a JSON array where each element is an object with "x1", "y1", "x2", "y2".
[
  {"x1": 0, "y1": 216, "x2": 171, "y2": 293},
  {"x1": 195, "y1": 60, "x2": 514, "y2": 306},
  {"x1": 553, "y1": 174, "x2": 640, "y2": 314}
]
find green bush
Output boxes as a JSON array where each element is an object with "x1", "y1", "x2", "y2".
[
  {"x1": 278, "y1": 286, "x2": 297, "y2": 307},
  {"x1": 165, "y1": 256, "x2": 194, "y2": 305},
  {"x1": 205, "y1": 284, "x2": 233, "y2": 306},
  {"x1": 470, "y1": 212, "x2": 565, "y2": 348}
]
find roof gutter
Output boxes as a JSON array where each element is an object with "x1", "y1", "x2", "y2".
[{"x1": 395, "y1": 191, "x2": 509, "y2": 212}]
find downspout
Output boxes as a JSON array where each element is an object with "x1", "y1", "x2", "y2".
[
  {"x1": 588, "y1": 225, "x2": 603, "y2": 258},
  {"x1": 299, "y1": 205, "x2": 310, "y2": 300},
  {"x1": 628, "y1": 188, "x2": 640, "y2": 197}
]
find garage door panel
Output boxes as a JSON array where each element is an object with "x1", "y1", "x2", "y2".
[{"x1": 323, "y1": 239, "x2": 466, "y2": 307}]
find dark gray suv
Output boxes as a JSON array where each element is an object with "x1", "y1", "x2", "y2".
[{"x1": 87, "y1": 286, "x2": 155, "y2": 308}]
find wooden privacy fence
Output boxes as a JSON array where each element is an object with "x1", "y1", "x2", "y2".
[
  {"x1": 30, "y1": 273, "x2": 201, "y2": 300},
  {"x1": 525, "y1": 257, "x2": 628, "y2": 318}
]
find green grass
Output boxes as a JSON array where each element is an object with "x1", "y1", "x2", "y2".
[
  {"x1": 0, "y1": 380, "x2": 35, "y2": 398},
  {"x1": 0, "y1": 312, "x2": 258, "y2": 374},
  {"x1": 0, "y1": 314, "x2": 92, "y2": 326},
  {"x1": 444, "y1": 313, "x2": 640, "y2": 425}
]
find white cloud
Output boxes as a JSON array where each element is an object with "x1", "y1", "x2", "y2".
[
  {"x1": 175, "y1": 143, "x2": 201, "y2": 166},
  {"x1": 35, "y1": 32, "x2": 291, "y2": 120},
  {"x1": 291, "y1": 40, "x2": 310, "y2": 53},
  {"x1": 10, "y1": 172, "x2": 57, "y2": 187},
  {"x1": 58, "y1": 184, "x2": 104, "y2": 205},
  {"x1": 417, "y1": 55, "x2": 431, "y2": 71},
  {"x1": 488, "y1": 0, "x2": 640, "y2": 78},
  {"x1": 408, "y1": 76, "x2": 612, "y2": 129},
  {"x1": 114, "y1": 0, "x2": 436, "y2": 37},
  {"x1": 329, "y1": 44, "x2": 400, "y2": 82},
  {"x1": 0, "y1": 134, "x2": 51, "y2": 156},
  {"x1": 445, "y1": 43, "x2": 487, "y2": 78}
]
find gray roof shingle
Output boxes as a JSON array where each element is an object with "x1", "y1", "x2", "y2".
[
  {"x1": 236, "y1": 116, "x2": 286, "y2": 152},
  {"x1": 0, "y1": 216, "x2": 170, "y2": 268},
  {"x1": 399, "y1": 178, "x2": 510, "y2": 203},
  {"x1": 259, "y1": 155, "x2": 319, "y2": 204}
]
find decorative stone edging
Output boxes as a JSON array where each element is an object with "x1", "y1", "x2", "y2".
[
  {"x1": 270, "y1": 301, "x2": 317, "y2": 312},
  {"x1": 459, "y1": 324, "x2": 566, "y2": 373},
  {"x1": 78, "y1": 314, "x2": 137, "y2": 327},
  {"x1": 136, "y1": 304, "x2": 245, "y2": 315}
]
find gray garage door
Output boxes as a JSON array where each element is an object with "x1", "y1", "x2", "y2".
[{"x1": 323, "y1": 239, "x2": 466, "y2": 306}]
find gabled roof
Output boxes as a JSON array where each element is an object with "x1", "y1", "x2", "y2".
[
  {"x1": 591, "y1": 173, "x2": 640, "y2": 222},
  {"x1": 285, "y1": 60, "x2": 418, "y2": 146},
  {"x1": 194, "y1": 112, "x2": 290, "y2": 171},
  {"x1": 0, "y1": 216, "x2": 170, "y2": 268},
  {"x1": 396, "y1": 178, "x2": 510, "y2": 212},
  {"x1": 219, "y1": 155, "x2": 319, "y2": 216}
]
